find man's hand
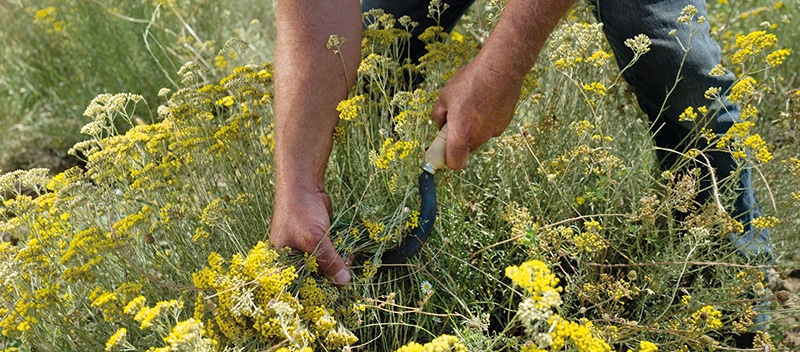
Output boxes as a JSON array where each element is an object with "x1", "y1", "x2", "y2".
[
  {"x1": 271, "y1": 0, "x2": 360, "y2": 284},
  {"x1": 430, "y1": 0, "x2": 574, "y2": 169},
  {"x1": 431, "y1": 59, "x2": 523, "y2": 170},
  {"x1": 270, "y1": 187, "x2": 351, "y2": 284}
]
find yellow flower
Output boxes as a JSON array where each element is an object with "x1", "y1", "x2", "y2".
[
  {"x1": 766, "y1": 49, "x2": 791, "y2": 66},
  {"x1": 371, "y1": 138, "x2": 419, "y2": 169},
  {"x1": 583, "y1": 82, "x2": 607, "y2": 96},
  {"x1": 105, "y1": 328, "x2": 127, "y2": 352},
  {"x1": 708, "y1": 65, "x2": 726, "y2": 77},
  {"x1": 336, "y1": 94, "x2": 365, "y2": 121},
  {"x1": 688, "y1": 305, "x2": 723, "y2": 330},
  {"x1": 638, "y1": 340, "x2": 658, "y2": 352},
  {"x1": 728, "y1": 77, "x2": 757, "y2": 103},
  {"x1": 395, "y1": 335, "x2": 467, "y2": 352},
  {"x1": 751, "y1": 216, "x2": 779, "y2": 230},
  {"x1": 678, "y1": 106, "x2": 697, "y2": 121},
  {"x1": 730, "y1": 31, "x2": 777, "y2": 64},
  {"x1": 505, "y1": 260, "x2": 563, "y2": 309},
  {"x1": 215, "y1": 96, "x2": 235, "y2": 107}
]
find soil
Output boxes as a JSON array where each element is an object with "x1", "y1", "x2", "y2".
[{"x1": 769, "y1": 256, "x2": 800, "y2": 349}]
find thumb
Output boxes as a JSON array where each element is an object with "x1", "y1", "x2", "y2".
[{"x1": 313, "y1": 236, "x2": 351, "y2": 284}]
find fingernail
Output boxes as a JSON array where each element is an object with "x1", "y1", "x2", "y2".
[{"x1": 333, "y1": 268, "x2": 351, "y2": 284}]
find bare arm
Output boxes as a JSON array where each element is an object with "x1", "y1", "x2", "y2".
[
  {"x1": 432, "y1": 0, "x2": 575, "y2": 169},
  {"x1": 271, "y1": 0, "x2": 361, "y2": 283}
]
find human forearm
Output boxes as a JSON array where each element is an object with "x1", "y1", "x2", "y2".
[
  {"x1": 274, "y1": 0, "x2": 361, "y2": 192},
  {"x1": 474, "y1": 0, "x2": 575, "y2": 82}
]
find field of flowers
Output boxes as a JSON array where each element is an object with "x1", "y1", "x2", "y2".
[{"x1": 1, "y1": 0, "x2": 799, "y2": 351}]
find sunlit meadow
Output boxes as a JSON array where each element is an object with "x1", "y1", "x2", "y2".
[{"x1": 1, "y1": 0, "x2": 799, "y2": 351}]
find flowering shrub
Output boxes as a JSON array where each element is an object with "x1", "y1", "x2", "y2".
[{"x1": 1, "y1": 1, "x2": 798, "y2": 351}]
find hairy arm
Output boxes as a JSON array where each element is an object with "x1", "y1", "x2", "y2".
[
  {"x1": 271, "y1": 0, "x2": 361, "y2": 283},
  {"x1": 432, "y1": 0, "x2": 575, "y2": 169}
]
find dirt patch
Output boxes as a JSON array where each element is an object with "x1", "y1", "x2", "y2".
[{"x1": 769, "y1": 265, "x2": 800, "y2": 348}]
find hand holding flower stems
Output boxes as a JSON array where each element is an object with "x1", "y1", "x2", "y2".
[
  {"x1": 271, "y1": 0, "x2": 361, "y2": 284},
  {"x1": 272, "y1": 0, "x2": 574, "y2": 282}
]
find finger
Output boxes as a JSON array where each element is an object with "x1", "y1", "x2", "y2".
[
  {"x1": 313, "y1": 236, "x2": 351, "y2": 284},
  {"x1": 431, "y1": 99, "x2": 448, "y2": 129},
  {"x1": 445, "y1": 128, "x2": 471, "y2": 170}
]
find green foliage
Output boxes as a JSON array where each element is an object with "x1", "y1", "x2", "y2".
[
  {"x1": 0, "y1": 0, "x2": 275, "y2": 171},
  {"x1": 1, "y1": 1, "x2": 798, "y2": 351}
]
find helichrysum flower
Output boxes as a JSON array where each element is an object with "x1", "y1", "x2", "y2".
[
  {"x1": 688, "y1": 305, "x2": 723, "y2": 330},
  {"x1": 161, "y1": 318, "x2": 215, "y2": 351},
  {"x1": 708, "y1": 64, "x2": 726, "y2": 77},
  {"x1": 639, "y1": 340, "x2": 659, "y2": 352},
  {"x1": 766, "y1": 48, "x2": 791, "y2": 66},
  {"x1": 336, "y1": 95, "x2": 365, "y2": 121},
  {"x1": 505, "y1": 260, "x2": 563, "y2": 309},
  {"x1": 624, "y1": 34, "x2": 652, "y2": 55},
  {"x1": 104, "y1": 328, "x2": 128, "y2": 352},
  {"x1": 679, "y1": 106, "x2": 698, "y2": 121},
  {"x1": 728, "y1": 77, "x2": 757, "y2": 103},
  {"x1": 583, "y1": 82, "x2": 607, "y2": 96},
  {"x1": 677, "y1": 5, "x2": 699, "y2": 23},
  {"x1": 394, "y1": 334, "x2": 467, "y2": 352},
  {"x1": 751, "y1": 216, "x2": 780, "y2": 230},
  {"x1": 730, "y1": 31, "x2": 778, "y2": 64}
]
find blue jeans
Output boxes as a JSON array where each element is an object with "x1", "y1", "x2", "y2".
[{"x1": 361, "y1": 0, "x2": 772, "y2": 260}]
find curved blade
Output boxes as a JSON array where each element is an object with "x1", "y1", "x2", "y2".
[{"x1": 380, "y1": 170, "x2": 437, "y2": 264}]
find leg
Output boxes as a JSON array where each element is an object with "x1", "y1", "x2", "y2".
[{"x1": 590, "y1": 0, "x2": 771, "y2": 259}]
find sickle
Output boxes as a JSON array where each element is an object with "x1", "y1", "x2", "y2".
[{"x1": 381, "y1": 125, "x2": 448, "y2": 265}]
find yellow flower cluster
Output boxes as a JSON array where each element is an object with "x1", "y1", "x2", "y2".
[
  {"x1": 687, "y1": 305, "x2": 723, "y2": 330},
  {"x1": 766, "y1": 48, "x2": 791, "y2": 66},
  {"x1": 192, "y1": 242, "x2": 358, "y2": 349},
  {"x1": 549, "y1": 22, "x2": 607, "y2": 71},
  {"x1": 549, "y1": 316, "x2": 612, "y2": 352},
  {"x1": 32, "y1": 6, "x2": 66, "y2": 34},
  {"x1": 730, "y1": 31, "x2": 777, "y2": 65},
  {"x1": 394, "y1": 334, "x2": 467, "y2": 352},
  {"x1": 105, "y1": 327, "x2": 131, "y2": 352},
  {"x1": 678, "y1": 106, "x2": 698, "y2": 121},
  {"x1": 542, "y1": 144, "x2": 624, "y2": 177},
  {"x1": 134, "y1": 299, "x2": 183, "y2": 330},
  {"x1": 714, "y1": 117, "x2": 772, "y2": 163},
  {"x1": 336, "y1": 94, "x2": 365, "y2": 121},
  {"x1": 638, "y1": 340, "x2": 659, "y2": 352},
  {"x1": 573, "y1": 220, "x2": 607, "y2": 254},
  {"x1": 502, "y1": 202, "x2": 534, "y2": 243},
  {"x1": 751, "y1": 215, "x2": 780, "y2": 230},
  {"x1": 371, "y1": 138, "x2": 419, "y2": 170},
  {"x1": 728, "y1": 76, "x2": 757, "y2": 103},
  {"x1": 505, "y1": 260, "x2": 562, "y2": 308},
  {"x1": 152, "y1": 318, "x2": 216, "y2": 352},
  {"x1": 583, "y1": 82, "x2": 607, "y2": 96}
]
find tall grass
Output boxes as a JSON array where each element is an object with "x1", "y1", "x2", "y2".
[
  {"x1": 0, "y1": 0, "x2": 798, "y2": 351},
  {"x1": 0, "y1": 0, "x2": 275, "y2": 171}
]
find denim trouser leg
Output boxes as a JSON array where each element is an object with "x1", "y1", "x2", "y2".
[
  {"x1": 361, "y1": 0, "x2": 475, "y2": 63},
  {"x1": 590, "y1": 0, "x2": 772, "y2": 260}
]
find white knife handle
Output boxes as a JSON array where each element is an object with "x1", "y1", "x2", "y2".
[{"x1": 423, "y1": 124, "x2": 448, "y2": 174}]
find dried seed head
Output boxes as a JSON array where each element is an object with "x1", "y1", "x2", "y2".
[
  {"x1": 699, "y1": 310, "x2": 710, "y2": 321},
  {"x1": 699, "y1": 335, "x2": 716, "y2": 346},
  {"x1": 627, "y1": 270, "x2": 638, "y2": 281},
  {"x1": 775, "y1": 290, "x2": 790, "y2": 304}
]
